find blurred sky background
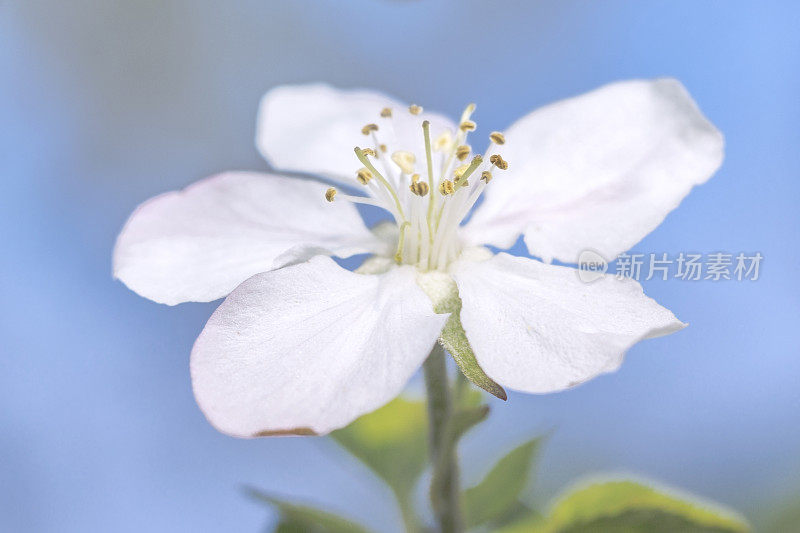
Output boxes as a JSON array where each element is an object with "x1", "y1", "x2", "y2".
[{"x1": 2, "y1": 1, "x2": 799, "y2": 531}]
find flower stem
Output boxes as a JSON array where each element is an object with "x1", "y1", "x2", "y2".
[{"x1": 423, "y1": 344, "x2": 463, "y2": 533}]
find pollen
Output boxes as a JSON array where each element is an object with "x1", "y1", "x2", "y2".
[
  {"x1": 361, "y1": 123, "x2": 379, "y2": 135},
  {"x1": 391, "y1": 151, "x2": 417, "y2": 174},
  {"x1": 356, "y1": 167, "x2": 373, "y2": 185},
  {"x1": 489, "y1": 131, "x2": 506, "y2": 145},
  {"x1": 361, "y1": 147, "x2": 376, "y2": 157},
  {"x1": 489, "y1": 154, "x2": 509, "y2": 170},
  {"x1": 481, "y1": 170, "x2": 493, "y2": 183},
  {"x1": 439, "y1": 179, "x2": 455, "y2": 196},
  {"x1": 380, "y1": 107, "x2": 392, "y2": 118},
  {"x1": 455, "y1": 144, "x2": 471, "y2": 161},
  {"x1": 410, "y1": 180, "x2": 429, "y2": 197},
  {"x1": 459, "y1": 120, "x2": 477, "y2": 132},
  {"x1": 325, "y1": 187, "x2": 337, "y2": 202},
  {"x1": 379, "y1": 144, "x2": 387, "y2": 152},
  {"x1": 408, "y1": 104, "x2": 423, "y2": 115}
]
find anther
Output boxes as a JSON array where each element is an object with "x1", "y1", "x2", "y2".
[
  {"x1": 362, "y1": 147, "x2": 376, "y2": 157},
  {"x1": 410, "y1": 180, "x2": 429, "y2": 197},
  {"x1": 439, "y1": 180, "x2": 455, "y2": 196},
  {"x1": 408, "y1": 104, "x2": 423, "y2": 115},
  {"x1": 380, "y1": 107, "x2": 392, "y2": 118},
  {"x1": 481, "y1": 170, "x2": 493, "y2": 183},
  {"x1": 391, "y1": 151, "x2": 417, "y2": 174},
  {"x1": 325, "y1": 187, "x2": 337, "y2": 202},
  {"x1": 434, "y1": 131, "x2": 453, "y2": 152},
  {"x1": 361, "y1": 123, "x2": 379, "y2": 135},
  {"x1": 489, "y1": 154, "x2": 508, "y2": 170},
  {"x1": 459, "y1": 120, "x2": 477, "y2": 132},
  {"x1": 455, "y1": 145, "x2": 471, "y2": 161},
  {"x1": 379, "y1": 144, "x2": 387, "y2": 153},
  {"x1": 356, "y1": 168, "x2": 373, "y2": 185},
  {"x1": 489, "y1": 131, "x2": 506, "y2": 145}
]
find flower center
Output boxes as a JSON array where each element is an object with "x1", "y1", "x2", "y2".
[{"x1": 325, "y1": 103, "x2": 508, "y2": 272}]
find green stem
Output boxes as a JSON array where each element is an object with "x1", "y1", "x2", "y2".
[{"x1": 423, "y1": 344, "x2": 463, "y2": 533}]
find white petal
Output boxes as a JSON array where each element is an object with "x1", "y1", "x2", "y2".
[
  {"x1": 190, "y1": 256, "x2": 447, "y2": 437},
  {"x1": 113, "y1": 172, "x2": 383, "y2": 305},
  {"x1": 452, "y1": 253, "x2": 685, "y2": 394},
  {"x1": 465, "y1": 79, "x2": 723, "y2": 262},
  {"x1": 256, "y1": 83, "x2": 455, "y2": 184}
]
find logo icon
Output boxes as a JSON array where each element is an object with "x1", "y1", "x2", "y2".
[{"x1": 576, "y1": 249, "x2": 608, "y2": 283}]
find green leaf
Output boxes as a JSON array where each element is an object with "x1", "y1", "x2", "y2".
[
  {"x1": 330, "y1": 396, "x2": 427, "y2": 500},
  {"x1": 463, "y1": 438, "x2": 542, "y2": 528},
  {"x1": 511, "y1": 479, "x2": 750, "y2": 533},
  {"x1": 416, "y1": 271, "x2": 506, "y2": 400},
  {"x1": 247, "y1": 489, "x2": 371, "y2": 533}
]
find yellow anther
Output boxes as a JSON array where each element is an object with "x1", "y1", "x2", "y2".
[
  {"x1": 356, "y1": 168, "x2": 373, "y2": 185},
  {"x1": 325, "y1": 187, "x2": 337, "y2": 202},
  {"x1": 409, "y1": 180, "x2": 429, "y2": 197},
  {"x1": 380, "y1": 107, "x2": 392, "y2": 118},
  {"x1": 489, "y1": 154, "x2": 508, "y2": 170},
  {"x1": 379, "y1": 144, "x2": 387, "y2": 153},
  {"x1": 433, "y1": 130, "x2": 453, "y2": 152},
  {"x1": 439, "y1": 179, "x2": 455, "y2": 196},
  {"x1": 391, "y1": 151, "x2": 417, "y2": 174},
  {"x1": 459, "y1": 120, "x2": 476, "y2": 132},
  {"x1": 411, "y1": 173, "x2": 420, "y2": 183},
  {"x1": 454, "y1": 164, "x2": 470, "y2": 181},
  {"x1": 408, "y1": 104, "x2": 423, "y2": 115},
  {"x1": 455, "y1": 144, "x2": 471, "y2": 161},
  {"x1": 362, "y1": 147, "x2": 376, "y2": 157},
  {"x1": 361, "y1": 123, "x2": 379, "y2": 135},
  {"x1": 489, "y1": 131, "x2": 506, "y2": 145},
  {"x1": 481, "y1": 170, "x2": 493, "y2": 183}
]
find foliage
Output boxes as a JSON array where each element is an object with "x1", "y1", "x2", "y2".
[{"x1": 250, "y1": 383, "x2": 753, "y2": 533}]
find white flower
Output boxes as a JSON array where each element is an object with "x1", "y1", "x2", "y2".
[{"x1": 113, "y1": 80, "x2": 723, "y2": 437}]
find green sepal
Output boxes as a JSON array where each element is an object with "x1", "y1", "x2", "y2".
[
  {"x1": 463, "y1": 438, "x2": 542, "y2": 528},
  {"x1": 247, "y1": 488, "x2": 371, "y2": 533},
  {"x1": 416, "y1": 271, "x2": 507, "y2": 400}
]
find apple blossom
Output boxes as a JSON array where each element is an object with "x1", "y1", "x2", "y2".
[{"x1": 114, "y1": 79, "x2": 723, "y2": 438}]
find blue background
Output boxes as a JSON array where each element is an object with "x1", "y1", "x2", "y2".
[{"x1": 2, "y1": 1, "x2": 798, "y2": 531}]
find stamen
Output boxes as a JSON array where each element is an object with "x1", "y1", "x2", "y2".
[
  {"x1": 408, "y1": 104, "x2": 423, "y2": 115},
  {"x1": 324, "y1": 187, "x2": 337, "y2": 202},
  {"x1": 422, "y1": 120, "x2": 436, "y2": 244},
  {"x1": 481, "y1": 170, "x2": 493, "y2": 183},
  {"x1": 394, "y1": 221, "x2": 411, "y2": 263},
  {"x1": 355, "y1": 146, "x2": 406, "y2": 219},
  {"x1": 356, "y1": 167, "x2": 373, "y2": 185},
  {"x1": 391, "y1": 151, "x2": 417, "y2": 174},
  {"x1": 410, "y1": 180, "x2": 429, "y2": 197},
  {"x1": 453, "y1": 164, "x2": 469, "y2": 181},
  {"x1": 489, "y1": 154, "x2": 509, "y2": 170},
  {"x1": 459, "y1": 120, "x2": 477, "y2": 132},
  {"x1": 434, "y1": 131, "x2": 453, "y2": 152},
  {"x1": 379, "y1": 144, "x2": 387, "y2": 153},
  {"x1": 489, "y1": 131, "x2": 506, "y2": 145},
  {"x1": 380, "y1": 107, "x2": 392, "y2": 118},
  {"x1": 362, "y1": 147, "x2": 376, "y2": 157},
  {"x1": 361, "y1": 123, "x2": 379, "y2": 135},
  {"x1": 455, "y1": 145, "x2": 471, "y2": 161}
]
